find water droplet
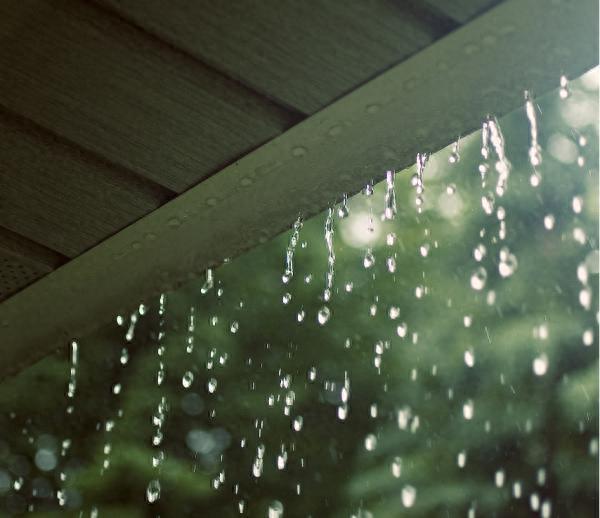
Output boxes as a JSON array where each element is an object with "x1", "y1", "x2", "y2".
[
  {"x1": 230, "y1": 321, "x2": 239, "y2": 333},
  {"x1": 282, "y1": 292, "x2": 292, "y2": 304},
  {"x1": 530, "y1": 170, "x2": 542, "y2": 187},
  {"x1": 470, "y1": 267, "x2": 487, "y2": 290},
  {"x1": 337, "y1": 193, "x2": 349, "y2": 219},
  {"x1": 541, "y1": 500, "x2": 552, "y2": 518},
  {"x1": 525, "y1": 91, "x2": 542, "y2": 166},
  {"x1": 449, "y1": 139, "x2": 460, "y2": 163},
  {"x1": 391, "y1": 457, "x2": 402, "y2": 477},
  {"x1": 495, "y1": 469, "x2": 505, "y2": 487},
  {"x1": 296, "y1": 310, "x2": 305, "y2": 322},
  {"x1": 464, "y1": 349, "x2": 475, "y2": 367},
  {"x1": 463, "y1": 399, "x2": 474, "y2": 420},
  {"x1": 383, "y1": 170, "x2": 397, "y2": 220},
  {"x1": 291, "y1": 146, "x2": 307, "y2": 157},
  {"x1": 146, "y1": 479, "x2": 161, "y2": 503},
  {"x1": 544, "y1": 214, "x2": 555, "y2": 230},
  {"x1": 317, "y1": 306, "x2": 331, "y2": 325},
  {"x1": 513, "y1": 481, "x2": 522, "y2": 498},
  {"x1": 446, "y1": 183, "x2": 456, "y2": 195},
  {"x1": 457, "y1": 450, "x2": 467, "y2": 468},
  {"x1": 498, "y1": 247, "x2": 518, "y2": 278},
  {"x1": 292, "y1": 416, "x2": 303, "y2": 431},
  {"x1": 364, "y1": 434, "x2": 377, "y2": 451},
  {"x1": 401, "y1": 485, "x2": 417, "y2": 507},
  {"x1": 283, "y1": 217, "x2": 303, "y2": 283},
  {"x1": 473, "y1": 243, "x2": 486, "y2": 262},
  {"x1": 533, "y1": 354, "x2": 548, "y2": 376},
  {"x1": 559, "y1": 74, "x2": 570, "y2": 99},
  {"x1": 388, "y1": 306, "x2": 400, "y2": 320},
  {"x1": 481, "y1": 193, "x2": 495, "y2": 214},
  {"x1": 207, "y1": 378, "x2": 218, "y2": 393},
  {"x1": 363, "y1": 249, "x2": 375, "y2": 268},
  {"x1": 572, "y1": 195, "x2": 583, "y2": 214},
  {"x1": 579, "y1": 286, "x2": 592, "y2": 310},
  {"x1": 397, "y1": 323, "x2": 408, "y2": 338},
  {"x1": 268, "y1": 500, "x2": 284, "y2": 518},
  {"x1": 583, "y1": 328, "x2": 594, "y2": 346},
  {"x1": 201, "y1": 269, "x2": 214, "y2": 294},
  {"x1": 182, "y1": 371, "x2": 194, "y2": 388}
]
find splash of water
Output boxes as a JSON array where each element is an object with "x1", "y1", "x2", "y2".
[
  {"x1": 201, "y1": 268, "x2": 214, "y2": 294},
  {"x1": 323, "y1": 208, "x2": 335, "y2": 301},
  {"x1": 524, "y1": 91, "x2": 542, "y2": 166},
  {"x1": 383, "y1": 170, "x2": 397, "y2": 220},
  {"x1": 147, "y1": 294, "x2": 168, "y2": 504},
  {"x1": 415, "y1": 153, "x2": 429, "y2": 213},
  {"x1": 283, "y1": 216, "x2": 303, "y2": 284},
  {"x1": 487, "y1": 117, "x2": 512, "y2": 196}
]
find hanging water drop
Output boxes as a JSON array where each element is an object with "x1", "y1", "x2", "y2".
[
  {"x1": 182, "y1": 371, "x2": 194, "y2": 388},
  {"x1": 525, "y1": 91, "x2": 542, "y2": 166},
  {"x1": 323, "y1": 208, "x2": 336, "y2": 300},
  {"x1": 292, "y1": 416, "x2": 303, "y2": 431},
  {"x1": 364, "y1": 434, "x2": 377, "y2": 451},
  {"x1": 391, "y1": 457, "x2": 402, "y2": 478},
  {"x1": 337, "y1": 193, "x2": 349, "y2": 219},
  {"x1": 268, "y1": 500, "x2": 284, "y2": 518},
  {"x1": 383, "y1": 170, "x2": 397, "y2": 220},
  {"x1": 283, "y1": 217, "x2": 303, "y2": 283},
  {"x1": 317, "y1": 306, "x2": 331, "y2": 325},
  {"x1": 146, "y1": 479, "x2": 161, "y2": 503},
  {"x1": 559, "y1": 75, "x2": 570, "y2": 99},
  {"x1": 401, "y1": 485, "x2": 417, "y2": 508},
  {"x1": 470, "y1": 267, "x2": 487, "y2": 291},
  {"x1": 201, "y1": 268, "x2": 214, "y2": 294},
  {"x1": 449, "y1": 138, "x2": 460, "y2": 163},
  {"x1": 463, "y1": 399, "x2": 474, "y2": 420},
  {"x1": 533, "y1": 354, "x2": 548, "y2": 376},
  {"x1": 363, "y1": 249, "x2": 375, "y2": 269},
  {"x1": 544, "y1": 214, "x2": 555, "y2": 230}
]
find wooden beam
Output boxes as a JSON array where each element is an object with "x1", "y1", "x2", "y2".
[
  {"x1": 0, "y1": 0, "x2": 297, "y2": 193},
  {"x1": 0, "y1": 227, "x2": 66, "y2": 302},
  {"x1": 424, "y1": 0, "x2": 502, "y2": 23},
  {"x1": 98, "y1": 0, "x2": 439, "y2": 114},
  {"x1": 0, "y1": 0, "x2": 597, "y2": 378},
  {"x1": 0, "y1": 110, "x2": 173, "y2": 257}
]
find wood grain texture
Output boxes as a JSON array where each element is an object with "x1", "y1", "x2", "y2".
[
  {"x1": 424, "y1": 0, "x2": 502, "y2": 23},
  {"x1": 0, "y1": 227, "x2": 65, "y2": 301},
  {"x1": 0, "y1": 110, "x2": 173, "y2": 257},
  {"x1": 0, "y1": 0, "x2": 296, "y2": 193},
  {"x1": 98, "y1": 0, "x2": 437, "y2": 114},
  {"x1": 0, "y1": 0, "x2": 596, "y2": 378},
  {"x1": 0, "y1": 249, "x2": 49, "y2": 302},
  {"x1": 0, "y1": 226, "x2": 66, "y2": 270}
]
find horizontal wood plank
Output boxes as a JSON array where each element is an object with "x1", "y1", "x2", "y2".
[
  {"x1": 0, "y1": 111, "x2": 173, "y2": 257},
  {"x1": 0, "y1": 249, "x2": 49, "y2": 302},
  {"x1": 424, "y1": 0, "x2": 501, "y2": 23},
  {"x1": 0, "y1": 0, "x2": 296, "y2": 192},
  {"x1": 98, "y1": 0, "x2": 438, "y2": 114},
  {"x1": 0, "y1": 227, "x2": 66, "y2": 301}
]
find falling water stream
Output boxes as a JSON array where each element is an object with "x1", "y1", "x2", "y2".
[{"x1": 0, "y1": 70, "x2": 598, "y2": 517}]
